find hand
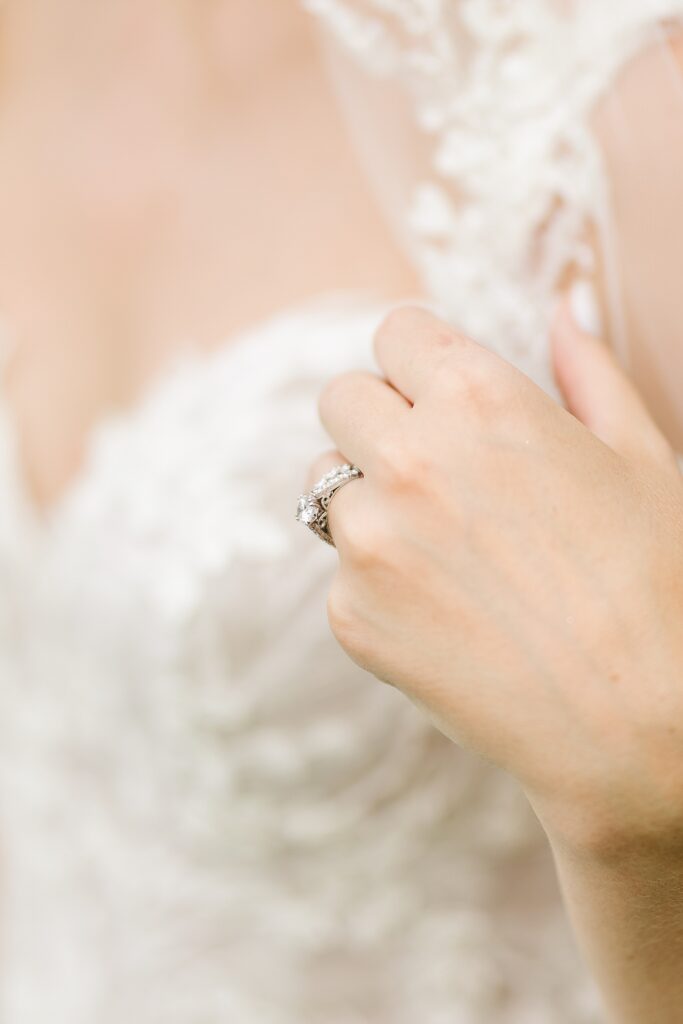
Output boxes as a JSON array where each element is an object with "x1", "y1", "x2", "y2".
[{"x1": 308, "y1": 302, "x2": 683, "y2": 860}]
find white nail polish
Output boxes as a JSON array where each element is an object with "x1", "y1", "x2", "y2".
[{"x1": 569, "y1": 279, "x2": 602, "y2": 335}]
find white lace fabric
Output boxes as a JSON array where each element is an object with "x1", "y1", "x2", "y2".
[
  {"x1": 306, "y1": 0, "x2": 683, "y2": 395},
  {"x1": 3, "y1": 1, "x2": 683, "y2": 1020},
  {"x1": 0, "y1": 297, "x2": 601, "y2": 1022}
]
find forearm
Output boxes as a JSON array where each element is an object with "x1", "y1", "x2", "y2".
[{"x1": 549, "y1": 839, "x2": 683, "y2": 1024}]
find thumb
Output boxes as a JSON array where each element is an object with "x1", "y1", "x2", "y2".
[{"x1": 551, "y1": 284, "x2": 673, "y2": 467}]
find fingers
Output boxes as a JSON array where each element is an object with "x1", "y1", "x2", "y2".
[
  {"x1": 551, "y1": 294, "x2": 677, "y2": 470},
  {"x1": 318, "y1": 369, "x2": 410, "y2": 469},
  {"x1": 373, "y1": 304, "x2": 494, "y2": 403},
  {"x1": 325, "y1": 475, "x2": 365, "y2": 553}
]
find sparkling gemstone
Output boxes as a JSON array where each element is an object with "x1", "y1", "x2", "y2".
[{"x1": 300, "y1": 503, "x2": 319, "y2": 525}]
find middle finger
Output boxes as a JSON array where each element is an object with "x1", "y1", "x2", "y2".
[{"x1": 318, "y1": 370, "x2": 410, "y2": 469}]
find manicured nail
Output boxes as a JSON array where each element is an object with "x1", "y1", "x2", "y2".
[{"x1": 568, "y1": 279, "x2": 602, "y2": 336}]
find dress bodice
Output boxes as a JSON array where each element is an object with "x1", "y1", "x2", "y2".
[
  {"x1": 0, "y1": 296, "x2": 601, "y2": 1023},
  {"x1": 2, "y1": 5, "x2": 683, "y2": 1019}
]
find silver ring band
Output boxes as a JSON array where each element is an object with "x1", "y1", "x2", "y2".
[{"x1": 296, "y1": 463, "x2": 363, "y2": 547}]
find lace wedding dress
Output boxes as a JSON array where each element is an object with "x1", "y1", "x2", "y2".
[{"x1": 1, "y1": 3, "x2": 683, "y2": 1022}]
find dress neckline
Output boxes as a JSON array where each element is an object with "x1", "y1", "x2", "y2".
[
  {"x1": 0, "y1": 291, "x2": 386, "y2": 545},
  {"x1": 0, "y1": 340, "x2": 240, "y2": 542}
]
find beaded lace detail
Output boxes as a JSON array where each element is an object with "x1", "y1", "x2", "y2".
[
  {"x1": 2, "y1": 3, "x2": 683, "y2": 1019},
  {"x1": 305, "y1": 0, "x2": 683, "y2": 394}
]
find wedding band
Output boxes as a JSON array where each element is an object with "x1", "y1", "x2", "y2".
[{"x1": 296, "y1": 463, "x2": 363, "y2": 547}]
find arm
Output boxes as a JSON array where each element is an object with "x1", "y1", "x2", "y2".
[
  {"x1": 549, "y1": 838, "x2": 683, "y2": 1024},
  {"x1": 307, "y1": 300, "x2": 683, "y2": 1023}
]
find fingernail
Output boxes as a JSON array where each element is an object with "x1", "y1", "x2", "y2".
[{"x1": 568, "y1": 279, "x2": 602, "y2": 336}]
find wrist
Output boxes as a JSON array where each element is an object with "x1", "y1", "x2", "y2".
[
  {"x1": 547, "y1": 827, "x2": 683, "y2": 1024},
  {"x1": 526, "y1": 787, "x2": 683, "y2": 871}
]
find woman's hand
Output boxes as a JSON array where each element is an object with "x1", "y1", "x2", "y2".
[{"x1": 309, "y1": 302, "x2": 683, "y2": 861}]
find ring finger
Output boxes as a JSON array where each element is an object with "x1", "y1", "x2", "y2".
[
  {"x1": 318, "y1": 370, "x2": 410, "y2": 471},
  {"x1": 302, "y1": 449, "x2": 366, "y2": 551}
]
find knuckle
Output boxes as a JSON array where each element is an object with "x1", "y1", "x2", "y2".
[
  {"x1": 326, "y1": 582, "x2": 374, "y2": 666},
  {"x1": 374, "y1": 434, "x2": 408, "y2": 480},
  {"x1": 455, "y1": 351, "x2": 491, "y2": 392},
  {"x1": 340, "y1": 516, "x2": 389, "y2": 570},
  {"x1": 374, "y1": 304, "x2": 436, "y2": 358},
  {"x1": 474, "y1": 368, "x2": 513, "y2": 411},
  {"x1": 392, "y1": 452, "x2": 434, "y2": 496},
  {"x1": 436, "y1": 355, "x2": 512, "y2": 414},
  {"x1": 376, "y1": 435, "x2": 437, "y2": 495}
]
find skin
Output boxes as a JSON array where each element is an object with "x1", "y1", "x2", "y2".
[
  {"x1": 310, "y1": 300, "x2": 683, "y2": 1023},
  {"x1": 3, "y1": 3, "x2": 683, "y2": 1016},
  {"x1": 594, "y1": 30, "x2": 683, "y2": 452},
  {"x1": 0, "y1": 0, "x2": 415, "y2": 509}
]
